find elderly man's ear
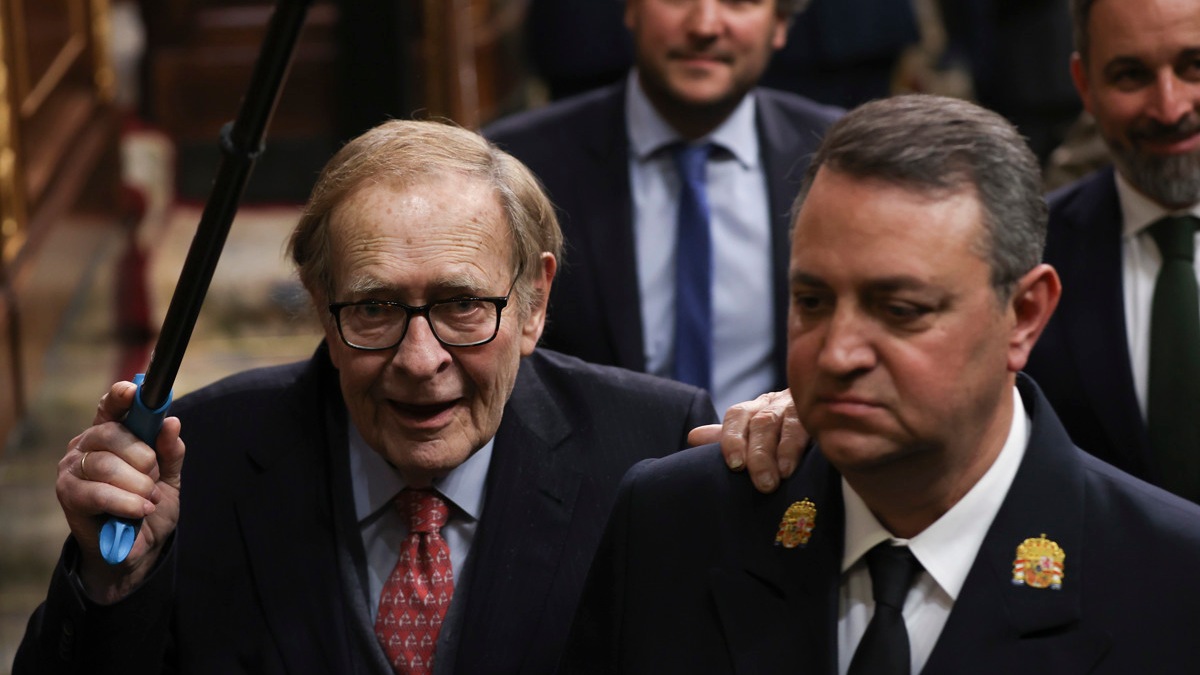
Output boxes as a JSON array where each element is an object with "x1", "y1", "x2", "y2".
[
  {"x1": 1006, "y1": 263, "x2": 1062, "y2": 374},
  {"x1": 520, "y1": 252, "x2": 558, "y2": 356}
]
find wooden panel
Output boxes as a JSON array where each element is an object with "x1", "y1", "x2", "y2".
[
  {"x1": 0, "y1": 0, "x2": 29, "y2": 265},
  {"x1": 146, "y1": 2, "x2": 338, "y2": 143},
  {"x1": 12, "y1": 0, "x2": 86, "y2": 115},
  {"x1": 0, "y1": 0, "x2": 120, "y2": 444},
  {"x1": 0, "y1": 284, "x2": 20, "y2": 441},
  {"x1": 415, "y1": 0, "x2": 526, "y2": 129},
  {"x1": 3, "y1": 0, "x2": 116, "y2": 265}
]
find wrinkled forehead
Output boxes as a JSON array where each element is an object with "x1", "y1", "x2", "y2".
[
  {"x1": 326, "y1": 177, "x2": 516, "y2": 285},
  {"x1": 330, "y1": 175, "x2": 510, "y2": 243}
]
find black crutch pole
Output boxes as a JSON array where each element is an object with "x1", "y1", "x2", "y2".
[{"x1": 101, "y1": 0, "x2": 315, "y2": 564}]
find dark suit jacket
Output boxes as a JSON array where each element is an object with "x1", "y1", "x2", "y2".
[
  {"x1": 15, "y1": 346, "x2": 716, "y2": 675},
  {"x1": 485, "y1": 83, "x2": 841, "y2": 392},
  {"x1": 562, "y1": 375, "x2": 1200, "y2": 673},
  {"x1": 1025, "y1": 167, "x2": 1153, "y2": 480}
]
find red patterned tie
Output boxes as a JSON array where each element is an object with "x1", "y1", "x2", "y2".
[{"x1": 375, "y1": 489, "x2": 454, "y2": 674}]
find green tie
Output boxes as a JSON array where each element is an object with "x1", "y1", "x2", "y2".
[{"x1": 1148, "y1": 215, "x2": 1200, "y2": 502}]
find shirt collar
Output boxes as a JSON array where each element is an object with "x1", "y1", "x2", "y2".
[
  {"x1": 841, "y1": 386, "x2": 1030, "y2": 601},
  {"x1": 350, "y1": 421, "x2": 492, "y2": 524},
  {"x1": 1115, "y1": 170, "x2": 1200, "y2": 239},
  {"x1": 624, "y1": 69, "x2": 759, "y2": 169}
]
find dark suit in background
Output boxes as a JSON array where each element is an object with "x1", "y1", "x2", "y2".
[
  {"x1": 15, "y1": 346, "x2": 716, "y2": 675},
  {"x1": 1025, "y1": 167, "x2": 1151, "y2": 480},
  {"x1": 938, "y1": 0, "x2": 1080, "y2": 162},
  {"x1": 524, "y1": 0, "x2": 633, "y2": 101},
  {"x1": 563, "y1": 376, "x2": 1200, "y2": 673},
  {"x1": 485, "y1": 83, "x2": 840, "y2": 391},
  {"x1": 764, "y1": 0, "x2": 918, "y2": 107}
]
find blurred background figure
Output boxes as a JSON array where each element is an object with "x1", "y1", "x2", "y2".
[
  {"x1": 937, "y1": 0, "x2": 1081, "y2": 164},
  {"x1": 525, "y1": 0, "x2": 921, "y2": 110},
  {"x1": 1028, "y1": 0, "x2": 1200, "y2": 503},
  {"x1": 488, "y1": 0, "x2": 842, "y2": 413}
]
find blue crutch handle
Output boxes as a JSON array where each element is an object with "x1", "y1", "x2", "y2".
[{"x1": 98, "y1": 374, "x2": 172, "y2": 565}]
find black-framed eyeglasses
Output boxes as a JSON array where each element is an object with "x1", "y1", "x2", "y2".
[{"x1": 329, "y1": 268, "x2": 522, "y2": 351}]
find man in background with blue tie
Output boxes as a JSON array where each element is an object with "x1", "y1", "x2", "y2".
[{"x1": 487, "y1": 0, "x2": 840, "y2": 422}]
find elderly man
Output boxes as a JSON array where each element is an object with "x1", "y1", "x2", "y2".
[
  {"x1": 1025, "y1": 0, "x2": 1200, "y2": 502},
  {"x1": 487, "y1": 0, "x2": 841, "y2": 416},
  {"x1": 562, "y1": 95, "x2": 1200, "y2": 674},
  {"x1": 13, "y1": 121, "x2": 790, "y2": 675}
]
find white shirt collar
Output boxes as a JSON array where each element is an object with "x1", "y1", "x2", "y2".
[
  {"x1": 349, "y1": 421, "x2": 492, "y2": 524},
  {"x1": 1115, "y1": 170, "x2": 1200, "y2": 239},
  {"x1": 841, "y1": 386, "x2": 1030, "y2": 601},
  {"x1": 624, "y1": 70, "x2": 759, "y2": 169}
]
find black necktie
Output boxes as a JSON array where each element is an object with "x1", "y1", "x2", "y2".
[
  {"x1": 671, "y1": 143, "x2": 714, "y2": 391},
  {"x1": 1147, "y1": 215, "x2": 1200, "y2": 502},
  {"x1": 848, "y1": 543, "x2": 922, "y2": 675}
]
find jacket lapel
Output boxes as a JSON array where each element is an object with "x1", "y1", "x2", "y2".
[
  {"x1": 234, "y1": 371, "x2": 356, "y2": 674},
  {"x1": 757, "y1": 93, "x2": 826, "y2": 391},
  {"x1": 923, "y1": 377, "x2": 1111, "y2": 673},
  {"x1": 710, "y1": 447, "x2": 843, "y2": 675},
  {"x1": 450, "y1": 358, "x2": 582, "y2": 674},
  {"x1": 1052, "y1": 169, "x2": 1148, "y2": 470},
  {"x1": 568, "y1": 83, "x2": 645, "y2": 371}
]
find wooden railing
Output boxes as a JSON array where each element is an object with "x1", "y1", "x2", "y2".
[{"x1": 0, "y1": 0, "x2": 121, "y2": 441}]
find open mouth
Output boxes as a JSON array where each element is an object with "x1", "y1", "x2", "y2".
[{"x1": 389, "y1": 399, "x2": 459, "y2": 424}]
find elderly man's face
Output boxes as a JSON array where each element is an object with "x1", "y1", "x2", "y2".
[
  {"x1": 1072, "y1": 0, "x2": 1200, "y2": 208},
  {"x1": 321, "y1": 177, "x2": 549, "y2": 486},
  {"x1": 786, "y1": 168, "x2": 1019, "y2": 479},
  {"x1": 626, "y1": 0, "x2": 787, "y2": 120}
]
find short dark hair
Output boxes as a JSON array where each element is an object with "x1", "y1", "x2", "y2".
[
  {"x1": 1070, "y1": 0, "x2": 1097, "y2": 62},
  {"x1": 794, "y1": 94, "x2": 1047, "y2": 300}
]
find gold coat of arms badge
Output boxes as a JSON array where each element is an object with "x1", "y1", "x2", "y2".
[
  {"x1": 1011, "y1": 534, "x2": 1065, "y2": 590},
  {"x1": 774, "y1": 499, "x2": 817, "y2": 549}
]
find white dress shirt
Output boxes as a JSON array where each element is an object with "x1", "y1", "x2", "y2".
[
  {"x1": 625, "y1": 70, "x2": 776, "y2": 414},
  {"x1": 1114, "y1": 172, "x2": 1200, "y2": 421},
  {"x1": 838, "y1": 387, "x2": 1030, "y2": 675},
  {"x1": 349, "y1": 423, "x2": 492, "y2": 620}
]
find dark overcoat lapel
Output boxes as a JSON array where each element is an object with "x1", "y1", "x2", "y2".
[
  {"x1": 451, "y1": 356, "x2": 583, "y2": 674},
  {"x1": 550, "y1": 85, "x2": 645, "y2": 372},
  {"x1": 922, "y1": 379, "x2": 1110, "y2": 673},
  {"x1": 189, "y1": 354, "x2": 357, "y2": 673},
  {"x1": 757, "y1": 91, "x2": 827, "y2": 390},
  {"x1": 1034, "y1": 167, "x2": 1149, "y2": 475},
  {"x1": 709, "y1": 446, "x2": 843, "y2": 675}
]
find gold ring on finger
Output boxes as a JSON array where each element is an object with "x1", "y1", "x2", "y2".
[{"x1": 80, "y1": 451, "x2": 91, "y2": 481}]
